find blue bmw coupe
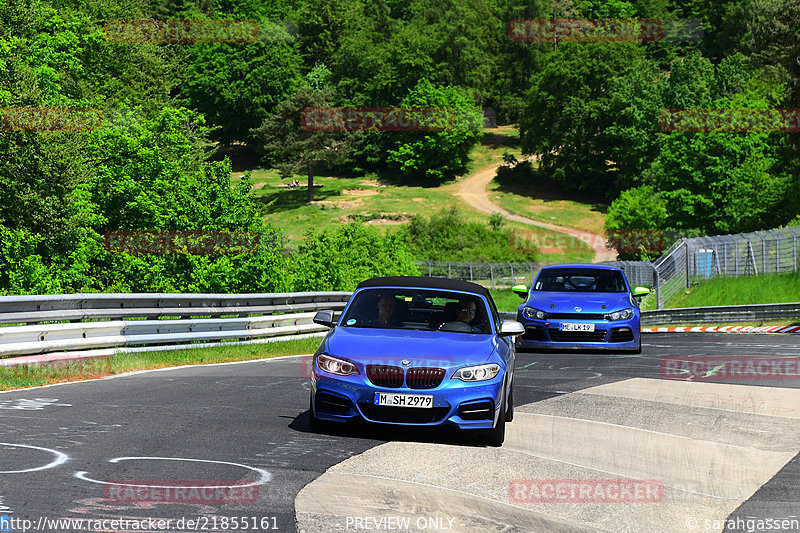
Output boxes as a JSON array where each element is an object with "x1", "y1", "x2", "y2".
[
  {"x1": 513, "y1": 264, "x2": 650, "y2": 353},
  {"x1": 309, "y1": 276, "x2": 525, "y2": 446}
]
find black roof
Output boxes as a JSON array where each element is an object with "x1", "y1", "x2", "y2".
[{"x1": 355, "y1": 276, "x2": 490, "y2": 298}]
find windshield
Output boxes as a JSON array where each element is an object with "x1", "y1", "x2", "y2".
[
  {"x1": 534, "y1": 268, "x2": 628, "y2": 293},
  {"x1": 340, "y1": 288, "x2": 492, "y2": 334}
]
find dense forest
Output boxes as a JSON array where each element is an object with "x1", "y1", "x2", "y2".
[{"x1": 1, "y1": 0, "x2": 798, "y2": 293}]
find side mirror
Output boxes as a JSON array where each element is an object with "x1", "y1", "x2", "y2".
[
  {"x1": 632, "y1": 287, "x2": 650, "y2": 298},
  {"x1": 313, "y1": 310, "x2": 336, "y2": 328},
  {"x1": 499, "y1": 320, "x2": 525, "y2": 337},
  {"x1": 512, "y1": 284, "x2": 528, "y2": 300}
]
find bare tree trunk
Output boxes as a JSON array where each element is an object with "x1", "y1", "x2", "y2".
[{"x1": 307, "y1": 164, "x2": 314, "y2": 204}]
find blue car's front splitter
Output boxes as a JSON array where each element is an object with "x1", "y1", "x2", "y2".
[
  {"x1": 516, "y1": 318, "x2": 640, "y2": 351},
  {"x1": 312, "y1": 373, "x2": 504, "y2": 430}
]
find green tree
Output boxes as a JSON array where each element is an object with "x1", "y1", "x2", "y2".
[
  {"x1": 178, "y1": 23, "x2": 302, "y2": 145},
  {"x1": 604, "y1": 185, "x2": 667, "y2": 259},
  {"x1": 251, "y1": 83, "x2": 357, "y2": 203},
  {"x1": 65, "y1": 107, "x2": 290, "y2": 293},
  {"x1": 520, "y1": 42, "x2": 644, "y2": 197},
  {"x1": 290, "y1": 223, "x2": 419, "y2": 291},
  {"x1": 384, "y1": 79, "x2": 483, "y2": 183}
]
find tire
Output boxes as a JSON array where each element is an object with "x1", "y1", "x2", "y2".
[
  {"x1": 505, "y1": 379, "x2": 514, "y2": 422},
  {"x1": 482, "y1": 390, "x2": 506, "y2": 447}
]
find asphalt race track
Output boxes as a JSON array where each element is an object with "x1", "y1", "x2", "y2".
[{"x1": 1, "y1": 333, "x2": 799, "y2": 533}]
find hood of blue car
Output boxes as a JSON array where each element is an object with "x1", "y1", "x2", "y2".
[
  {"x1": 525, "y1": 291, "x2": 633, "y2": 313},
  {"x1": 324, "y1": 327, "x2": 498, "y2": 368}
]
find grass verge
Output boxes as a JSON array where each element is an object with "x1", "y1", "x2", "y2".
[
  {"x1": 643, "y1": 320, "x2": 800, "y2": 329},
  {"x1": 669, "y1": 271, "x2": 800, "y2": 308},
  {"x1": 490, "y1": 289, "x2": 524, "y2": 313},
  {"x1": 0, "y1": 337, "x2": 322, "y2": 392},
  {"x1": 230, "y1": 127, "x2": 594, "y2": 263}
]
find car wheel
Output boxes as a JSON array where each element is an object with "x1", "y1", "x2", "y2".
[
  {"x1": 505, "y1": 380, "x2": 514, "y2": 422},
  {"x1": 482, "y1": 391, "x2": 506, "y2": 447},
  {"x1": 633, "y1": 341, "x2": 642, "y2": 354}
]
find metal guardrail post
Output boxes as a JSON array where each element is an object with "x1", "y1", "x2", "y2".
[
  {"x1": 469, "y1": 262, "x2": 473, "y2": 281},
  {"x1": 426, "y1": 260, "x2": 432, "y2": 276},
  {"x1": 489, "y1": 264, "x2": 495, "y2": 290}
]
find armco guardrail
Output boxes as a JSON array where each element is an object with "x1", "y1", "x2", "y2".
[
  {"x1": 0, "y1": 292, "x2": 351, "y2": 360},
  {"x1": 640, "y1": 302, "x2": 800, "y2": 326}
]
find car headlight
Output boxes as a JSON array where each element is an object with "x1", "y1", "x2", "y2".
[
  {"x1": 605, "y1": 308, "x2": 633, "y2": 321},
  {"x1": 452, "y1": 364, "x2": 500, "y2": 382},
  {"x1": 316, "y1": 354, "x2": 360, "y2": 376},
  {"x1": 523, "y1": 306, "x2": 547, "y2": 320}
]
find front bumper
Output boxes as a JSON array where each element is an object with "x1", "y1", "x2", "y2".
[
  {"x1": 516, "y1": 315, "x2": 640, "y2": 351},
  {"x1": 311, "y1": 367, "x2": 505, "y2": 430}
]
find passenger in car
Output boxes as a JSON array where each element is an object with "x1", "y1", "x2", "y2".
[
  {"x1": 455, "y1": 300, "x2": 482, "y2": 332},
  {"x1": 376, "y1": 294, "x2": 402, "y2": 327}
]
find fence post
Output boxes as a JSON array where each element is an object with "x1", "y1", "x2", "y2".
[
  {"x1": 769, "y1": 230, "x2": 780, "y2": 273},
  {"x1": 509, "y1": 262, "x2": 514, "y2": 288},
  {"x1": 723, "y1": 242, "x2": 728, "y2": 275},
  {"x1": 469, "y1": 262, "x2": 473, "y2": 281},
  {"x1": 530, "y1": 263, "x2": 534, "y2": 286},
  {"x1": 489, "y1": 264, "x2": 495, "y2": 290},
  {"x1": 654, "y1": 266, "x2": 661, "y2": 309},
  {"x1": 427, "y1": 260, "x2": 432, "y2": 276},
  {"x1": 447, "y1": 261, "x2": 452, "y2": 279},
  {"x1": 684, "y1": 241, "x2": 690, "y2": 289},
  {"x1": 747, "y1": 241, "x2": 759, "y2": 276}
]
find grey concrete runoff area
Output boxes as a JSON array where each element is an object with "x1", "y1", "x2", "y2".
[{"x1": 0, "y1": 333, "x2": 799, "y2": 533}]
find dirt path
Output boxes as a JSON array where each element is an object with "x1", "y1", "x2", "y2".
[{"x1": 454, "y1": 160, "x2": 617, "y2": 262}]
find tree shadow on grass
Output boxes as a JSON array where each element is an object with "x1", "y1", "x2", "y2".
[
  {"x1": 207, "y1": 144, "x2": 259, "y2": 172},
  {"x1": 255, "y1": 185, "x2": 344, "y2": 213},
  {"x1": 480, "y1": 130, "x2": 521, "y2": 150},
  {"x1": 493, "y1": 165, "x2": 607, "y2": 215}
]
